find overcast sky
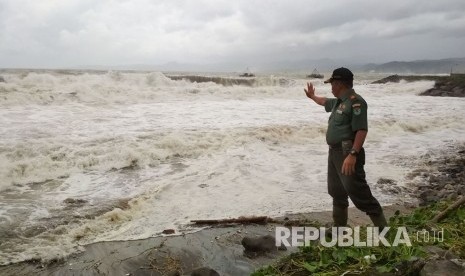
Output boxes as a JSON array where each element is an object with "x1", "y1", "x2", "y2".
[{"x1": 1, "y1": 0, "x2": 465, "y2": 69}]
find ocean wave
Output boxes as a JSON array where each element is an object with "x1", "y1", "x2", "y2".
[
  {"x1": 166, "y1": 74, "x2": 296, "y2": 87},
  {"x1": 0, "y1": 124, "x2": 325, "y2": 191},
  {"x1": 0, "y1": 71, "x2": 301, "y2": 106}
]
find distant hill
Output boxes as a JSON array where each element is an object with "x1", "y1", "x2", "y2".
[
  {"x1": 360, "y1": 58, "x2": 465, "y2": 74},
  {"x1": 72, "y1": 57, "x2": 465, "y2": 74}
]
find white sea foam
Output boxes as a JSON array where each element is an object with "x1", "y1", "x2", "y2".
[{"x1": 0, "y1": 70, "x2": 464, "y2": 265}]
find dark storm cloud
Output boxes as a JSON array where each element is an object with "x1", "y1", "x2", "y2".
[{"x1": 0, "y1": 0, "x2": 464, "y2": 68}]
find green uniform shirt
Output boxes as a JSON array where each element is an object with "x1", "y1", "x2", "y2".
[{"x1": 324, "y1": 89, "x2": 368, "y2": 145}]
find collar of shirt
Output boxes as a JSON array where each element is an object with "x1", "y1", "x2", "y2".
[{"x1": 338, "y1": 88, "x2": 355, "y2": 102}]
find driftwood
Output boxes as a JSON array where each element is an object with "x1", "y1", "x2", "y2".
[
  {"x1": 191, "y1": 216, "x2": 273, "y2": 225},
  {"x1": 431, "y1": 196, "x2": 465, "y2": 223}
]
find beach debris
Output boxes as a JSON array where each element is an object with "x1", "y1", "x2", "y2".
[
  {"x1": 430, "y1": 196, "x2": 465, "y2": 224},
  {"x1": 191, "y1": 216, "x2": 273, "y2": 225},
  {"x1": 162, "y1": 229, "x2": 176, "y2": 235},
  {"x1": 149, "y1": 254, "x2": 182, "y2": 276}
]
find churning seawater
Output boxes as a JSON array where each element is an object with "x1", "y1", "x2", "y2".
[{"x1": 0, "y1": 70, "x2": 464, "y2": 264}]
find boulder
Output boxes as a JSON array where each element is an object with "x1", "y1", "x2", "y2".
[
  {"x1": 423, "y1": 245, "x2": 457, "y2": 260},
  {"x1": 241, "y1": 235, "x2": 286, "y2": 254},
  {"x1": 0, "y1": 76, "x2": 4, "y2": 82},
  {"x1": 453, "y1": 86, "x2": 463, "y2": 93},
  {"x1": 419, "y1": 260, "x2": 465, "y2": 276}
]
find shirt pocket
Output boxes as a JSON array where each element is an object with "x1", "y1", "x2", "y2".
[{"x1": 334, "y1": 111, "x2": 348, "y2": 125}]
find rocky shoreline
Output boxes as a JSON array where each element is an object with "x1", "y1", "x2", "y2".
[
  {"x1": 0, "y1": 205, "x2": 414, "y2": 276},
  {"x1": 410, "y1": 145, "x2": 465, "y2": 206},
  {"x1": 0, "y1": 145, "x2": 464, "y2": 275},
  {"x1": 372, "y1": 74, "x2": 465, "y2": 97}
]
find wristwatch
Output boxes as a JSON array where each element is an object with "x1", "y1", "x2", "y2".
[{"x1": 349, "y1": 148, "x2": 358, "y2": 156}]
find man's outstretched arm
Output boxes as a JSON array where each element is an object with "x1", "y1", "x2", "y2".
[{"x1": 304, "y1": 82, "x2": 326, "y2": 106}]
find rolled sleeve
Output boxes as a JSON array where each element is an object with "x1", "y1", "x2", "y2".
[{"x1": 324, "y1": 98, "x2": 338, "y2": 112}]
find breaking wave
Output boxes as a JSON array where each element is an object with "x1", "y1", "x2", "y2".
[
  {"x1": 0, "y1": 71, "x2": 299, "y2": 106},
  {"x1": 0, "y1": 125, "x2": 325, "y2": 191}
]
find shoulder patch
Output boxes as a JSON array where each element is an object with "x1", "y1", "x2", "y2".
[{"x1": 352, "y1": 103, "x2": 361, "y2": 108}]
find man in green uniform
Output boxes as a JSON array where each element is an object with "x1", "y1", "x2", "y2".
[{"x1": 304, "y1": 67, "x2": 387, "y2": 228}]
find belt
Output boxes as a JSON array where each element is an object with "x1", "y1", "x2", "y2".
[
  {"x1": 328, "y1": 143, "x2": 342, "y2": 149},
  {"x1": 328, "y1": 140, "x2": 353, "y2": 149}
]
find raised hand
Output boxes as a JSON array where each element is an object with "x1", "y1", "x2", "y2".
[{"x1": 304, "y1": 82, "x2": 315, "y2": 99}]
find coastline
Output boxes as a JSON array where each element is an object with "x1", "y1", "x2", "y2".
[
  {"x1": 372, "y1": 74, "x2": 465, "y2": 97},
  {"x1": 0, "y1": 75, "x2": 464, "y2": 275},
  {"x1": 0, "y1": 205, "x2": 414, "y2": 276},
  {"x1": 2, "y1": 142, "x2": 463, "y2": 275}
]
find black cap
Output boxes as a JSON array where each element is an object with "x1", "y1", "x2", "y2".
[{"x1": 324, "y1": 67, "x2": 354, "y2": 83}]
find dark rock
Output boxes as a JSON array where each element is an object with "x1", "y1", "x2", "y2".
[
  {"x1": 393, "y1": 257, "x2": 426, "y2": 275},
  {"x1": 191, "y1": 267, "x2": 220, "y2": 276},
  {"x1": 377, "y1": 178, "x2": 396, "y2": 185},
  {"x1": 423, "y1": 245, "x2": 458, "y2": 260},
  {"x1": 453, "y1": 86, "x2": 463, "y2": 93},
  {"x1": 372, "y1": 74, "x2": 401, "y2": 84},
  {"x1": 419, "y1": 189, "x2": 440, "y2": 205},
  {"x1": 162, "y1": 229, "x2": 175, "y2": 235},
  {"x1": 419, "y1": 260, "x2": 465, "y2": 276},
  {"x1": 445, "y1": 184, "x2": 454, "y2": 190},
  {"x1": 447, "y1": 193, "x2": 458, "y2": 201},
  {"x1": 423, "y1": 89, "x2": 451, "y2": 96},
  {"x1": 419, "y1": 189, "x2": 434, "y2": 199},
  {"x1": 443, "y1": 165, "x2": 463, "y2": 175},
  {"x1": 0, "y1": 76, "x2": 5, "y2": 82},
  {"x1": 437, "y1": 189, "x2": 448, "y2": 198},
  {"x1": 241, "y1": 235, "x2": 286, "y2": 254},
  {"x1": 369, "y1": 272, "x2": 396, "y2": 276},
  {"x1": 63, "y1": 198, "x2": 88, "y2": 205},
  {"x1": 453, "y1": 90, "x2": 464, "y2": 96}
]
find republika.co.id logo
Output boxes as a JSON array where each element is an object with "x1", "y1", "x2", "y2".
[{"x1": 275, "y1": 226, "x2": 444, "y2": 247}]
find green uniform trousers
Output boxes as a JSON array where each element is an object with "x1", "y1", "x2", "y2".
[{"x1": 328, "y1": 147, "x2": 383, "y2": 216}]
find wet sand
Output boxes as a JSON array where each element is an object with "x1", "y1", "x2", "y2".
[{"x1": 0, "y1": 205, "x2": 414, "y2": 276}]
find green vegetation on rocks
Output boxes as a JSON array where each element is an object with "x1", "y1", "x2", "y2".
[{"x1": 253, "y1": 200, "x2": 465, "y2": 275}]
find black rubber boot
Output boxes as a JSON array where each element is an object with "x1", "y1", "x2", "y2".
[
  {"x1": 333, "y1": 206, "x2": 348, "y2": 226},
  {"x1": 369, "y1": 212, "x2": 388, "y2": 229},
  {"x1": 324, "y1": 206, "x2": 348, "y2": 240}
]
